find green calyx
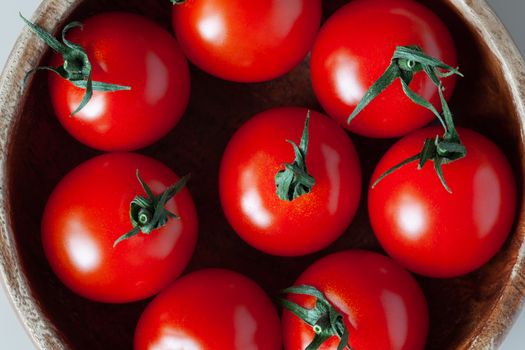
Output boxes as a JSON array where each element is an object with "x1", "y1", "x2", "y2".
[
  {"x1": 113, "y1": 170, "x2": 190, "y2": 247},
  {"x1": 372, "y1": 132, "x2": 466, "y2": 193},
  {"x1": 170, "y1": 0, "x2": 187, "y2": 4},
  {"x1": 348, "y1": 45, "x2": 462, "y2": 128},
  {"x1": 20, "y1": 14, "x2": 131, "y2": 116},
  {"x1": 349, "y1": 45, "x2": 466, "y2": 192},
  {"x1": 280, "y1": 285, "x2": 352, "y2": 350},
  {"x1": 275, "y1": 111, "x2": 315, "y2": 201}
]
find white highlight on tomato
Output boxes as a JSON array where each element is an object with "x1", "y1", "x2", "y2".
[
  {"x1": 66, "y1": 220, "x2": 101, "y2": 273},
  {"x1": 151, "y1": 328, "x2": 202, "y2": 350},
  {"x1": 325, "y1": 291, "x2": 357, "y2": 330},
  {"x1": 144, "y1": 228, "x2": 180, "y2": 261},
  {"x1": 241, "y1": 170, "x2": 272, "y2": 228},
  {"x1": 72, "y1": 92, "x2": 107, "y2": 126},
  {"x1": 97, "y1": 60, "x2": 109, "y2": 73},
  {"x1": 234, "y1": 306, "x2": 258, "y2": 350},
  {"x1": 270, "y1": 0, "x2": 303, "y2": 39},
  {"x1": 321, "y1": 143, "x2": 341, "y2": 215},
  {"x1": 145, "y1": 51, "x2": 169, "y2": 106},
  {"x1": 396, "y1": 195, "x2": 426, "y2": 239},
  {"x1": 473, "y1": 165, "x2": 501, "y2": 238},
  {"x1": 381, "y1": 290, "x2": 409, "y2": 350},
  {"x1": 197, "y1": 14, "x2": 225, "y2": 44},
  {"x1": 329, "y1": 51, "x2": 365, "y2": 105},
  {"x1": 241, "y1": 189, "x2": 272, "y2": 228}
]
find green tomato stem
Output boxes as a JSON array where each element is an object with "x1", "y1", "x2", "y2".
[
  {"x1": 349, "y1": 45, "x2": 466, "y2": 192},
  {"x1": 113, "y1": 171, "x2": 190, "y2": 247},
  {"x1": 280, "y1": 285, "x2": 352, "y2": 350},
  {"x1": 20, "y1": 13, "x2": 131, "y2": 116},
  {"x1": 275, "y1": 111, "x2": 315, "y2": 201}
]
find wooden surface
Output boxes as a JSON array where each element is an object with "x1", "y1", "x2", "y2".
[{"x1": 0, "y1": 0, "x2": 524, "y2": 349}]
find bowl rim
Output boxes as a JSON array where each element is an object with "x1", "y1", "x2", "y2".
[
  {"x1": 448, "y1": 0, "x2": 525, "y2": 348},
  {"x1": 0, "y1": 0, "x2": 524, "y2": 349},
  {"x1": 0, "y1": 2, "x2": 82, "y2": 349}
]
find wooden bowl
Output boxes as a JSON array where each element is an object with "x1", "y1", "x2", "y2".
[{"x1": 1, "y1": 0, "x2": 524, "y2": 349}]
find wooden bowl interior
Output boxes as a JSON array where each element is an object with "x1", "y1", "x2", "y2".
[{"x1": 5, "y1": 0, "x2": 524, "y2": 349}]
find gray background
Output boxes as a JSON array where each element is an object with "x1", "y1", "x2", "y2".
[{"x1": 0, "y1": 0, "x2": 524, "y2": 349}]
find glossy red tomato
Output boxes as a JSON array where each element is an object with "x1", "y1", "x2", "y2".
[
  {"x1": 369, "y1": 127, "x2": 516, "y2": 277},
  {"x1": 282, "y1": 250, "x2": 428, "y2": 350},
  {"x1": 134, "y1": 268, "x2": 282, "y2": 350},
  {"x1": 311, "y1": 0, "x2": 457, "y2": 138},
  {"x1": 49, "y1": 12, "x2": 190, "y2": 151},
  {"x1": 41, "y1": 153, "x2": 198, "y2": 303},
  {"x1": 172, "y1": 0, "x2": 321, "y2": 82},
  {"x1": 219, "y1": 107, "x2": 361, "y2": 256}
]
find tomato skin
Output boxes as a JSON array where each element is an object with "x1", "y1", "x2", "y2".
[
  {"x1": 283, "y1": 250, "x2": 428, "y2": 350},
  {"x1": 41, "y1": 153, "x2": 198, "y2": 303},
  {"x1": 134, "y1": 268, "x2": 282, "y2": 350},
  {"x1": 172, "y1": 0, "x2": 321, "y2": 82},
  {"x1": 369, "y1": 127, "x2": 516, "y2": 277},
  {"x1": 219, "y1": 107, "x2": 361, "y2": 256},
  {"x1": 311, "y1": 0, "x2": 457, "y2": 138},
  {"x1": 49, "y1": 12, "x2": 190, "y2": 151}
]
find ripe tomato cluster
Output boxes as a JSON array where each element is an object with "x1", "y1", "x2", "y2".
[{"x1": 24, "y1": 0, "x2": 517, "y2": 349}]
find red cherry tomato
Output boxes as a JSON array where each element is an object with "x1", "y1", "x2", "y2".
[
  {"x1": 369, "y1": 127, "x2": 516, "y2": 277},
  {"x1": 134, "y1": 268, "x2": 282, "y2": 350},
  {"x1": 49, "y1": 12, "x2": 190, "y2": 151},
  {"x1": 282, "y1": 250, "x2": 428, "y2": 350},
  {"x1": 219, "y1": 107, "x2": 361, "y2": 256},
  {"x1": 172, "y1": 0, "x2": 322, "y2": 82},
  {"x1": 311, "y1": 0, "x2": 457, "y2": 138},
  {"x1": 41, "y1": 153, "x2": 198, "y2": 303}
]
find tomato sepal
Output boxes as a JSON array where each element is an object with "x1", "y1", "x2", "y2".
[
  {"x1": 372, "y1": 132, "x2": 467, "y2": 193},
  {"x1": 350, "y1": 45, "x2": 467, "y2": 192},
  {"x1": 113, "y1": 170, "x2": 190, "y2": 247},
  {"x1": 348, "y1": 45, "x2": 461, "y2": 128},
  {"x1": 20, "y1": 13, "x2": 131, "y2": 115},
  {"x1": 281, "y1": 285, "x2": 351, "y2": 350},
  {"x1": 275, "y1": 111, "x2": 315, "y2": 201}
]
